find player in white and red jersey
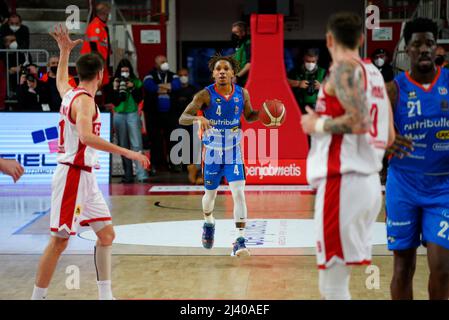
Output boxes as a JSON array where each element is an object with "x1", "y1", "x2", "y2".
[
  {"x1": 301, "y1": 12, "x2": 395, "y2": 300},
  {"x1": 31, "y1": 25, "x2": 149, "y2": 300}
]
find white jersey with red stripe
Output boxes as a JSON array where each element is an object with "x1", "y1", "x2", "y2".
[
  {"x1": 57, "y1": 88, "x2": 101, "y2": 168},
  {"x1": 307, "y1": 59, "x2": 390, "y2": 187}
]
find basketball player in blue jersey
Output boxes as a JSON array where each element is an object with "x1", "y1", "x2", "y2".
[
  {"x1": 179, "y1": 55, "x2": 259, "y2": 256},
  {"x1": 386, "y1": 18, "x2": 449, "y2": 300}
]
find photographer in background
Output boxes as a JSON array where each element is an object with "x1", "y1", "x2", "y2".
[
  {"x1": 110, "y1": 59, "x2": 149, "y2": 183},
  {"x1": 17, "y1": 63, "x2": 49, "y2": 111},
  {"x1": 287, "y1": 48, "x2": 326, "y2": 114}
]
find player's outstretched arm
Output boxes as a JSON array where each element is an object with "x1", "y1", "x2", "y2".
[
  {"x1": 242, "y1": 88, "x2": 259, "y2": 123},
  {"x1": 179, "y1": 89, "x2": 211, "y2": 131},
  {"x1": 49, "y1": 24, "x2": 83, "y2": 98},
  {"x1": 0, "y1": 159, "x2": 24, "y2": 183},
  {"x1": 73, "y1": 95, "x2": 150, "y2": 169}
]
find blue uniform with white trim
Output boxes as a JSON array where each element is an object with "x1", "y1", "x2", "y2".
[
  {"x1": 386, "y1": 67, "x2": 449, "y2": 250},
  {"x1": 202, "y1": 83, "x2": 245, "y2": 190}
]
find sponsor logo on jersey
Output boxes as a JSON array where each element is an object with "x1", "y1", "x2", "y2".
[
  {"x1": 441, "y1": 100, "x2": 449, "y2": 112},
  {"x1": 408, "y1": 91, "x2": 417, "y2": 100},
  {"x1": 234, "y1": 97, "x2": 240, "y2": 103},
  {"x1": 215, "y1": 98, "x2": 221, "y2": 103},
  {"x1": 436, "y1": 130, "x2": 449, "y2": 140},
  {"x1": 432, "y1": 143, "x2": 449, "y2": 151},
  {"x1": 31, "y1": 126, "x2": 59, "y2": 154},
  {"x1": 74, "y1": 205, "x2": 82, "y2": 217},
  {"x1": 205, "y1": 180, "x2": 213, "y2": 186},
  {"x1": 235, "y1": 105, "x2": 239, "y2": 114},
  {"x1": 439, "y1": 87, "x2": 448, "y2": 95}
]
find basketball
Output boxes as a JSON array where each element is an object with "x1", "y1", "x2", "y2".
[{"x1": 259, "y1": 99, "x2": 286, "y2": 127}]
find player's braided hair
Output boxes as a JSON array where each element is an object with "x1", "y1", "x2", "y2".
[
  {"x1": 403, "y1": 17, "x2": 438, "y2": 45},
  {"x1": 208, "y1": 54, "x2": 240, "y2": 74}
]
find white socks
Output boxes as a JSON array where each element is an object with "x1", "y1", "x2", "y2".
[
  {"x1": 319, "y1": 263, "x2": 352, "y2": 300},
  {"x1": 236, "y1": 227, "x2": 245, "y2": 239},
  {"x1": 31, "y1": 285, "x2": 48, "y2": 300},
  {"x1": 97, "y1": 280, "x2": 113, "y2": 300},
  {"x1": 204, "y1": 214, "x2": 215, "y2": 225}
]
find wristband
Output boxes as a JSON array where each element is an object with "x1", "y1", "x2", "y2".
[{"x1": 314, "y1": 118, "x2": 325, "y2": 133}]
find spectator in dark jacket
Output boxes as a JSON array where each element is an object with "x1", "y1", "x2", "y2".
[
  {"x1": 0, "y1": 0, "x2": 9, "y2": 24},
  {"x1": 143, "y1": 55, "x2": 181, "y2": 172},
  {"x1": 17, "y1": 64, "x2": 49, "y2": 111},
  {"x1": 0, "y1": 13, "x2": 30, "y2": 49},
  {"x1": 371, "y1": 48, "x2": 394, "y2": 83}
]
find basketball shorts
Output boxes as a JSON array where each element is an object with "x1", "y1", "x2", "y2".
[
  {"x1": 386, "y1": 167, "x2": 449, "y2": 251},
  {"x1": 50, "y1": 163, "x2": 111, "y2": 238},
  {"x1": 202, "y1": 145, "x2": 245, "y2": 190},
  {"x1": 315, "y1": 173, "x2": 382, "y2": 269}
]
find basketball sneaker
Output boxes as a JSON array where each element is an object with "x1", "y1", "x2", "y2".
[
  {"x1": 231, "y1": 237, "x2": 250, "y2": 257},
  {"x1": 202, "y1": 222, "x2": 215, "y2": 249}
]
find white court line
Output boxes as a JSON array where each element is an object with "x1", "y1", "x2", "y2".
[
  {"x1": 149, "y1": 185, "x2": 386, "y2": 193},
  {"x1": 149, "y1": 185, "x2": 315, "y2": 192}
]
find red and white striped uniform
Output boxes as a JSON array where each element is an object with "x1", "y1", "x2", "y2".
[
  {"x1": 50, "y1": 88, "x2": 111, "y2": 237},
  {"x1": 307, "y1": 59, "x2": 390, "y2": 269},
  {"x1": 57, "y1": 88, "x2": 101, "y2": 168}
]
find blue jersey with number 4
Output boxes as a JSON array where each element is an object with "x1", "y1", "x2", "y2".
[
  {"x1": 390, "y1": 67, "x2": 449, "y2": 174},
  {"x1": 202, "y1": 83, "x2": 244, "y2": 152}
]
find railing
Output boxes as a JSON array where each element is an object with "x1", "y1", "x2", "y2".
[{"x1": 0, "y1": 49, "x2": 49, "y2": 102}]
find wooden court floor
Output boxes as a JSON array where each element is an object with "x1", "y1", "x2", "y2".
[{"x1": 0, "y1": 188, "x2": 432, "y2": 300}]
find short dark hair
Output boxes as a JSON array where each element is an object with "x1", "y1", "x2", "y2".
[
  {"x1": 327, "y1": 12, "x2": 363, "y2": 49},
  {"x1": 76, "y1": 53, "x2": 104, "y2": 81},
  {"x1": 9, "y1": 13, "x2": 22, "y2": 22},
  {"x1": 208, "y1": 54, "x2": 240, "y2": 73},
  {"x1": 403, "y1": 17, "x2": 438, "y2": 45},
  {"x1": 305, "y1": 48, "x2": 320, "y2": 57},
  {"x1": 232, "y1": 21, "x2": 247, "y2": 32}
]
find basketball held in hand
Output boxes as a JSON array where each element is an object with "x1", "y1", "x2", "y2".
[{"x1": 259, "y1": 99, "x2": 286, "y2": 127}]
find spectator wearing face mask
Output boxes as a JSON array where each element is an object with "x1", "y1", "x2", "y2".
[
  {"x1": 110, "y1": 59, "x2": 149, "y2": 183},
  {"x1": 435, "y1": 46, "x2": 448, "y2": 68},
  {"x1": 40, "y1": 56, "x2": 77, "y2": 111},
  {"x1": 173, "y1": 68, "x2": 201, "y2": 178},
  {"x1": 371, "y1": 48, "x2": 394, "y2": 82},
  {"x1": 0, "y1": 13, "x2": 29, "y2": 49},
  {"x1": 231, "y1": 21, "x2": 251, "y2": 86},
  {"x1": 17, "y1": 63, "x2": 49, "y2": 111},
  {"x1": 143, "y1": 55, "x2": 181, "y2": 173},
  {"x1": 1, "y1": 34, "x2": 28, "y2": 102},
  {"x1": 287, "y1": 48, "x2": 326, "y2": 113}
]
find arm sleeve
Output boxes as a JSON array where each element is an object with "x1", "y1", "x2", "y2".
[
  {"x1": 171, "y1": 76, "x2": 182, "y2": 91},
  {"x1": 131, "y1": 79, "x2": 143, "y2": 103},
  {"x1": 143, "y1": 75, "x2": 158, "y2": 93}
]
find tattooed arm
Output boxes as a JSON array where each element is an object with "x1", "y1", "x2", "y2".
[
  {"x1": 301, "y1": 60, "x2": 370, "y2": 135},
  {"x1": 179, "y1": 89, "x2": 212, "y2": 131},
  {"x1": 242, "y1": 88, "x2": 259, "y2": 123}
]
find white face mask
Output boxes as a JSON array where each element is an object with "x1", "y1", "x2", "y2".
[
  {"x1": 305, "y1": 62, "x2": 317, "y2": 72},
  {"x1": 160, "y1": 62, "x2": 170, "y2": 72},
  {"x1": 10, "y1": 25, "x2": 20, "y2": 32},
  {"x1": 375, "y1": 58, "x2": 385, "y2": 67},
  {"x1": 121, "y1": 72, "x2": 130, "y2": 78},
  {"x1": 9, "y1": 41, "x2": 18, "y2": 50},
  {"x1": 180, "y1": 76, "x2": 189, "y2": 84}
]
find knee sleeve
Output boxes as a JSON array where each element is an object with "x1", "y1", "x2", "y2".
[
  {"x1": 319, "y1": 263, "x2": 351, "y2": 300},
  {"x1": 229, "y1": 181, "x2": 247, "y2": 223},
  {"x1": 202, "y1": 189, "x2": 217, "y2": 214}
]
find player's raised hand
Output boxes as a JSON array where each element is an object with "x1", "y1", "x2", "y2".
[
  {"x1": 49, "y1": 24, "x2": 83, "y2": 53},
  {"x1": 0, "y1": 159, "x2": 25, "y2": 183},
  {"x1": 385, "y1": 134, "x2": 414, "y2": 159},
  {"x1": 125, "y1": 150, "x2": 151, "y2": 170},
  {"x1": 301, "y1": 106, "x2": 320, "y2": 134}
]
